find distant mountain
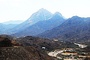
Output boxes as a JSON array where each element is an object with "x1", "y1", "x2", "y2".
[
  {"x1": 38, "y1": 16, "x2": 90, "y2": 42},
  {"x1": 26, "y1": 8, "x2": 53, "y2": 24},
  {"x1": 0, "y1": 23, "x2": 5, "y2": 34},
  {"x1": 8, "y1": 8, "x2": 53, "y2": 34},
  {"x1": 18, "y1": 8, "x2": 53, "y2": 27},
  {"x1": 13, "y1": 12, "x2": 65, "y2": 37},
  {"x1": 0, "y1": 20, "x2": 23, "y2": 34},
  {"x1": 0, "y1": 24, "x2": 19, "y2": 34},
  {"x1": 2, "y1": 24, "x2": 19, "y2": 33},
  {"x1": 3, "y1": 20, "x2": 24, "y2": 24}
]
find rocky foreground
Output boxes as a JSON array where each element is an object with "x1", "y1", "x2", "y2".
[
  {"x1": 0, "y1": 35, "x2": 90, "y2": 60},
  {"x1": 0, "y1": 47, "x2": 54, "y2": 60},
  {"x1": 0, "y1": 35, "x2": 55, "y2": 60}
]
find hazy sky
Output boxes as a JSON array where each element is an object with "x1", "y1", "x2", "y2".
[{"x1": 0, "y1": 0, "x2": 90, "y2": 22}]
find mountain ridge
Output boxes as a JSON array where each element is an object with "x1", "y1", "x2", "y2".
[
  {"x1": 4, "y1": 8, "x2": 53, "y2": 34},
  {"x1": 13, "y1": 12, "x2": 65, "y2": 37},
  {"x1": 38, "y1": 16, "x2": 90, "y2": 42}
]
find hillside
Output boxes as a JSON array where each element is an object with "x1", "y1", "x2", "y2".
[
  {"x1": 17, "y1": 36, "x2": 78, "y2": 51},
  {"x1": 0, "y1": 35, "x2": 54, "y2": 60},
  {"x1": 0, "y1": 35, "x2": 78, "y2": 60},
  {"x1": 0, "y1": 47, "x2": 54, "y2": 60}
]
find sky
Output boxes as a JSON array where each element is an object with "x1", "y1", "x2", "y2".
[{"x1": 0, "y1": 0, "x2": 90, "y2": 22}]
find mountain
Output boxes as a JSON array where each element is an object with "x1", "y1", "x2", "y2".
[
  {"x1": 0, "y1": 20, "x2": 23, "y2": 34},
  {"x1": 38, "y1": 16, "x2": 90, "y2": 42},
  {"x1": 18, "y1": 8, "x2": 53, "y2": 27},
  {"x1": 7, "y1": 8, "x2": 53, "y2": 34},
  {"x1": 26, "y1": 8, "x2": 53, "y2": 24},
  {"x1": 3, "y1": 24, "x2": 18, "y2": 30},
  {"x1": 0, "y1": 23, "x2": 5, "y2": 34},
  {"x1": 0, "y1": 24, "x2": 19, "y2": 34},
  {"x1": 3, "y1": 20, "x2": 24, "y2": 24},
  {"x1": 13, "y1": 12, "x2": 65, "y2": 37}
]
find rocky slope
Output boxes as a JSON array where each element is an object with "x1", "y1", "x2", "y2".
[
  {"x1": 0, "y1": 46, "x2": 54, "y2": 60},
  {"x1": 0, "y1": 35, "x2": 54, "y2": 60}
]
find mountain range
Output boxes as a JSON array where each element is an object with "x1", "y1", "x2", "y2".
[
  {"x1": 3, "y1": 20, "x2": 24, "y2": 24},
  {"x1": 13, "y1": 12, "x2": 65, "y2": 37},
  {"x1": 38, "y1": 16, "x2": 90, "y2": 42},
  {"x1": 0, "y1": 8, "x2": 65, "y2": 36},
  {"x1": 2, "y1": 8, "x2": 53, "y2": 34},
  {"x1": 0, "y1": 8, "x2": 90, "y2": 42}
]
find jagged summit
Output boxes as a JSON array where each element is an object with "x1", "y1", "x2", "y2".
[{"x1": 27, "y1": 8, "x2": 52, "y2": 23}]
